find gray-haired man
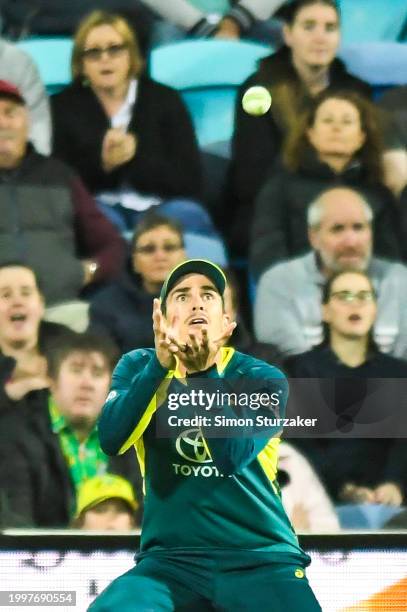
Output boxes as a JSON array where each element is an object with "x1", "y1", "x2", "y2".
[{"x1": 254, "y1": 186, "x2": 407, "y2": 358}]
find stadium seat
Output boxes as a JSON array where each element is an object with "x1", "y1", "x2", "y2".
[
  {"x1": 336, "y1": 504, "x2": 405, "y2": 529},
  {"x1": 44, "y1": 300, "x2": 89, "y2": 333},
  {"x1": 17, "y1": 37, "x2": 73, "y2": 94},
  {"x1": 184, "y1": 232, "x2": 229, "y2": 267},
  {"x1": 149, "y1": 39, "x2": 272, "y2": 154},
  {"x1": 339, "y1": 0, "x2": 407, "y2": 43},
  {"x1": 339, "y1": 42, "x2": 407, "y2": 88}
]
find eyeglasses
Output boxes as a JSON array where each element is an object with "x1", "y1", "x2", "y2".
[
  {"x1": 330, "y1": 290, "x2": 375, "y2": 303},
  {"x1": 134, "y1": 243, "x2": 183, "y2": 255},
  {"x1": 82, "y1": 43, "x2": 128, "y2": 61}
]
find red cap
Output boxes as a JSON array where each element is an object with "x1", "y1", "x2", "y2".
[{"x1": 0, "y1": 80, "x2": 25, "y2": 104}]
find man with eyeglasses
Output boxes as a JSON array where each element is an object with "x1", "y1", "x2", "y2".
[
  {"x1": 89, "y1": 214, "x2": 186, "y2": 354},
  {"x1": 255, "y1": 186, "x2": 407, "y2": 360}
]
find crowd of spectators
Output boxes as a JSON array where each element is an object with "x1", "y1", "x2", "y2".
[{"x1": 0, "y1": 0, "x2": 406, "y2": 532}]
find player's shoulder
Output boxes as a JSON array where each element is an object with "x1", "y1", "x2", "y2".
[
  {"x1": 115, "y1": 347, "x2": 157, "y2": 372},
  {"x1": 230, "y1": 349, "x2": 287, "y2": 381}
]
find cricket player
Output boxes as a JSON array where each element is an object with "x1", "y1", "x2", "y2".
[{"x1": 89, "y1": 259, "x2": 321, "y2": 611}]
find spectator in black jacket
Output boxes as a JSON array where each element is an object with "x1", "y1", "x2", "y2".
[
  {"x1": 286, "y1": 269, "x2": 407, "y2": 506},
  {"x1": 51, "y1": 11, "x2": 210, "y2": 236},
  {"x1": 228, "y1": 0, "x2": 371, "y2": 255},
  {"x1": 0, "y1": 263, "x2": 74, "y2": 412},
  {"x1": 88, "y1": 214, "x2": 186, "y2": 353},
  {"x1": 250, "y1": 90, "x2": 401, "y2": 279},
  {"x1": 0, "y1": 332, "x2": 142, "y2": 528}
]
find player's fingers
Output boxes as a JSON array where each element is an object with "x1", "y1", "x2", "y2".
[
  {"x1": 167, "y1": 335, "x2": 187, "y2": 352},
  {"x1": 188, "y1": 332, "x2": 202, "y2": 352}
]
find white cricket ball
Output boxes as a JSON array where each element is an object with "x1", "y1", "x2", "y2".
[{"x1": 242, "y1": 86, "x2": 272, "y2": 116}]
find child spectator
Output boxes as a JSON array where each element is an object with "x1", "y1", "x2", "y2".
[
  {"x1": 72, "y1": 474, "x2": 139, "y2": 530},
  {"x1": 0, "y1": 263, "x2": 72, "y2": 408},
  {"x1": 0, "y1": 332, "x2": 142, "y2": 527}
]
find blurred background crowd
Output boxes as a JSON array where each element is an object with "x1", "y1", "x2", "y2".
[{"x1": 0, "y1": 0, "x2": 406, "y2": 533}]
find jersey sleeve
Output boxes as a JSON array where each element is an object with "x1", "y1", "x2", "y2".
[{"x1": 98, "y1": 350, "x2": 168, "y2": 455}]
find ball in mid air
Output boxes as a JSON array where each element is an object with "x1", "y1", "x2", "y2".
[{"x1": 242, "y1": 86, "x2": 272, "y2": 116}]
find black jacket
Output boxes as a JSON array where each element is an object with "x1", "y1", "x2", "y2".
[
  {"x1": 88, "y1": 270, "x2": 157, "y2": 354},
  {"x1": 227, "y1": 46, "x2": 372, "y2": 256},
  {"x1": 51, "y1": 76, "x2": 202, "y2": 201},
  {"x1": 285, "y1": 345, "x2": 407, "y2": 502},
  {"x1": 0, "y1": 388, "x2": 142, "y2": 527},
  {"x1": 250, "y1": 152, "x2": 402, "y2": 279}
]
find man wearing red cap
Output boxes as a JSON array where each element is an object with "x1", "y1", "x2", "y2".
[{"x1": 0, "y1": 80, "x2": 124, "y2": 304}]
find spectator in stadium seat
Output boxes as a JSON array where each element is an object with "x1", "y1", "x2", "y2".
[
  {"x1": 254, "y1": 187, "x2": 407, "y2": 359},
  {"x1": 0, "y1": 40, "x2": 51, "y2": 155},
  {"x1": 88, "y1": 214, "x2": 186, "y2": 354},
  {"x1": 285, "y1": 269, "x2": 407, "y2": 506},
  {"x1": 0, "y1": 263, "x2": 73, "y2": 410},
  {"x1": 250, "y1": 90, "x2": 401, "y2": 278},
  {"x1": 0, "y1": 79, "x2": 125, "y2": 305},
  {"x1": 0, "y1": 332, "x2": 142, "y2": 528},
  {"x1": 51, "y1": 11, "x2": 211, "y2": 237},
  {"x1": 228, "y1": 0, "x2": 371, "y2": 255},
  {"x1": 72, "y1": 474, "x2": 140, "y2": 530}
]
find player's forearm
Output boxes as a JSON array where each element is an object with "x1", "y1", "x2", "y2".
[{"x1": 98, "y1": 352, "x2": 168, "y2": 455}]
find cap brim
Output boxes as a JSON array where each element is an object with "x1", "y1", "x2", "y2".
[
  {"x1": 0, "y1": 92, "x2": 25, "y2": 105},
  {"x1": 77, "y1": 495, "x2": 138, "y2": 517}
]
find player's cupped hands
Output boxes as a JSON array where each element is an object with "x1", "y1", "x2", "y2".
[
  {"x1": 153, "y1": 298, "x2": 182, "y2": 370},
  {"x1": 167, "y1": 322, "x2": 236, "y2": 374}
]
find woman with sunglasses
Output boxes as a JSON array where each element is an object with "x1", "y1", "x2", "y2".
[
  {"x1": 51, "y1": 11, "x2": 209, "y2": 236},
  {"x1": 88, "y1": 214, "x2": 186, "y2": 354},
  {"x1": 286, "y1": 269, "x2": 407, "y2": 508}
]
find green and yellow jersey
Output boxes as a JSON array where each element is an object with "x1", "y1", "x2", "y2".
[{"x1": 99, "y1": 347, "x2": 309, "y2": 566}]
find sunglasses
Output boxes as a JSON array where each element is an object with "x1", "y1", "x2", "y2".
[
  {"x1": 135, "y1": 243, "x2": 183, "y2": 255},
  {"x1": 82, "y1": 43, "x2": 128, "y2": 61},
  {"x1": 330, "y1": 290, "x2": 375, "y2": 303}
]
